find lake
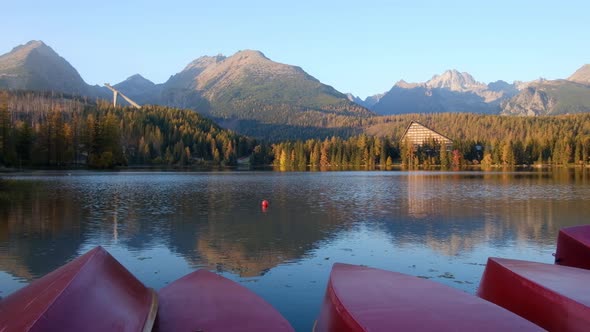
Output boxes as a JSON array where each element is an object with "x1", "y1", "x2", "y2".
[{"x1": 1, "y1": 169, "x2": 589, "y2": 331}]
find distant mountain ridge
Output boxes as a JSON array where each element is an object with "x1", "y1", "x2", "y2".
[
  {"x1": 0, "y1": 41, "x2": 371, "y2": 139},
  {"x1": 501, "y1": 78, "x2": 590, "y2": 116},
  {"x1": 113, "y1": 74, "x2": 158, "y2": 103},
  {"x1": 370, "y1": 69, "x2": 519, "y2": 115},
  {"x1": 497, "y1": 64, "x2": 590, "y2": 116},
  {"x1": 367, "y1": 65, "x2": 590, "y2": 116},
  {"x1": 1, "y1": 40, "x2": 589, "y2": 138},
  {"x1": 346, "y1": 92, "x2": 384, "y2": 109}
]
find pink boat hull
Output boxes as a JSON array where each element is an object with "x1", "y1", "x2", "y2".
[
  {"x1": 478, "y1": 257, "x2": 590, "y2": 332},
  {"x1": 154, "y1": 269, "x2": 294, "y2": 332},
  {"x1": 315, "y1": 263, "x2": 541, "y2": 332},
  {"x1": 555, "y1": 225, "x2": 590, "y2": 270},
  {"x1": 0, "y1": 246, "x2": 157, "y2": 332}
]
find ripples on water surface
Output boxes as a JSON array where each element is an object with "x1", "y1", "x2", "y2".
[{"x1": 1, "y1": 169, "x2": 589, "y2": 331}]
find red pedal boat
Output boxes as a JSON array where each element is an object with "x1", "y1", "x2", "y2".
[
  {"x1": 154, "y1": 269, "x2": 294, "y2": 332},
  {"x1": 315, "y1": 263, "x2": 541, "y2": 332},
  {"x1": 478, "y1": 257, "x2": 590, "y2": 332},
  {"x1": 555, "y1": 225, "x2": 590, "y2": 270},
  {"x1": 0, "y1": 246, "x2": 158, "y2": 332}
]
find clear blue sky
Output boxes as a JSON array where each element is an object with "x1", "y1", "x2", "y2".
[{"x1": 2, "y1": 0, "x2": 588, "y2": 98}]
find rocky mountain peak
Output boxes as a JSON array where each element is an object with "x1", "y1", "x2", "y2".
[
  {"x1": 192, "y1": 49, "x2": 313, "y2": 95},
  {"x1": 394, "y1": 80, "x2": 420, "y2": 89},
  {"x1": 218, "y1": 50, "x2": 276, "y2": 70},
  {"x1": 10, "y1": 40, "x2": 49, "y2": 53},
  {"x1": 568, "y1": 64, "x2": 590, "y2": 85},
  {"x1": 183, "y1": 54, "x2": 226, "y2": 72},
  {"x1": 345, "y1": 93, "x2": 365, "y2": 105},
  {"x1": 113, "y1": 73, "x2": 157, "y2": 104},
  {"x1": 426, "y1": 69, "x2": 483, "y2": 91},
  {"x1": 115, "y1": 74, "x2": 155, "y2": 90},
  {"x1": 0, "y1": 40, "x2": 96, "y2": 96},
  {"x1": 0, "y1": 40, "x2": 57, "y2": 69},
  {"x1": 123, "y1": 74, "x2": 151, "y2": 83},
  {"x1": 234, "y1": 49, "x2": 268, "y2": 59}
]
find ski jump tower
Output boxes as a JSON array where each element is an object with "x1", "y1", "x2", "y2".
[{"x1": 104, "y1": 84, "x2": 141, "y2": 109}]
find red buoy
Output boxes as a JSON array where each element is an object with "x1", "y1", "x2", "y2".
[{"x1": 261, "y1": 200, "x2": 269, "y2": 208}]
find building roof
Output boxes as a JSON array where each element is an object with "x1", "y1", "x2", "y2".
[{"x1": 401, "y1": 121, "x2": 453, "y2": 146}]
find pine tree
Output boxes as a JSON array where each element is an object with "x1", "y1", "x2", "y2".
[
  {"x1": 574, "y1": 140, "x2": 583, "y2": 166},
  {"x1": 451, "y1": 149, "x2": 463, "y2": 169},
  {"x1": 0, "y1": 92, "x2": 15, "y2": 165},
  {"x1": 502, "y1": 140, "x2": 515, "y2": 165},
  {"x1": 279, "y1": 149, "x2": 289, "y2": 168},
  {"x1": 440, "y1": 145, "x2": 450, "y2": 169},
  {"x1": 16, "y1": 122, "x2": 33, "y2": 166},
  {"x1": 481, "y1": 153, "x2": 493, "y2": 170},
  {"x1": 320, "y1": 139, "x2": 330, "y2": 167}
]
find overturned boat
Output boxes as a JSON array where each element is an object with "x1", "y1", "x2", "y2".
[
  {"x1": 555, "y1": 224, "x2": 590, "y2": 270},
  {"x1": 315, "y1": 263, "x2": 541, "y2": 331},
  {"x1": 0, "y1": 246, "x2": 158, "y2": 332},
  {"x1": 478, "y1": 257, "x2": 590, "y2": 332},
  {"x1": 154, "y1": 269, "x2": 294, "y2": 332}
]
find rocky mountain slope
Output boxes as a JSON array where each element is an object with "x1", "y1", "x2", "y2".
[
  {"x1": 501, "y1": 77, "x2": 590, "y2": 116},
  {"x1": 156, "y1": 50, "x2": 370, "y2": 118},
  {"x1": 112, "y1": 74, "x2": 158, "y2": 102},
  {"x1": 0, "y1": 41, "x2": 105, "y2": 97},
  {"x1": 347, "y1": 92, "x2": 384, "y2": 109},
  {"x1": 371, "y1": 70, "x2": 518, "y2": 115},
  {"x1": 116, "y1": 50, "x2": 372, "y2": 138},
  {"x1": 567, "y1": 64, "x2": 590, "y2": 85},
  {"x1": 0, "y1": 41, "x2": 371, "y2": 139}
]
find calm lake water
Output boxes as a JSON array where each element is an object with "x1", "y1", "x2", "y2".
[{"x1": 1, "y1": 169, "x2": 589, "y2": 331}]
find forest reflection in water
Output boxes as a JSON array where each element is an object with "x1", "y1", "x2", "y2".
[{"x1": 0, "y1": 168, "x2": 589, "y2": 331}]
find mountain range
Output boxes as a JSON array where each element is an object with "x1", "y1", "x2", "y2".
[
  {"x1": 351, "y1": 67, "x2": 590, "y2": 116},
  {"x1": 1, "y1": 40, "x2": 589, "y2": 139},
  {"x1": 501, "y1": 65, "x2": 590, "y2": 116},
  {"x1": 373, "y1": 70, "x2": 517, "y2": 115}
]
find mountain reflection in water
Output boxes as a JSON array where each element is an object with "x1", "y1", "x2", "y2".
[{"x1": 1, "y1": 169, "x2": 589, "y2": 331}]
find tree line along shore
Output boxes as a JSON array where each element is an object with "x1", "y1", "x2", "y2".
[{"x1": 1, "y1": 91, "x2": 589, "y2": 169}]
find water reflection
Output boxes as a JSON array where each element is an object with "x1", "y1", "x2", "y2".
[
  {"x1": 400, "y1": 171, "x2": 589, "y2": 253},
  {"x1": 1, "y1": 170, "x2": 589, "y2": 279},
  {"x1": 0, "y1": 180, "x2": 86, "y2": 282},
  {"x1": 0, "y1": 170, "x2": 589, "y2": 330}
]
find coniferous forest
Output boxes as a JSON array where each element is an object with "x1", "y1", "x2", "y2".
[
  {"x1": 0, "y1": 91, "x2": 261, "y2": 168},
  {"x1": 364, "y1": 113, "x2": 590, "y2": 168},
  {"x1": 1, "y1": 90, "x2": 589, "y2": 169}
]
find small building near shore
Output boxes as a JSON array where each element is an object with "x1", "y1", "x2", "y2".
[{"x1": 401, "y1": 121, "x2": 453, "y2": 150}]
